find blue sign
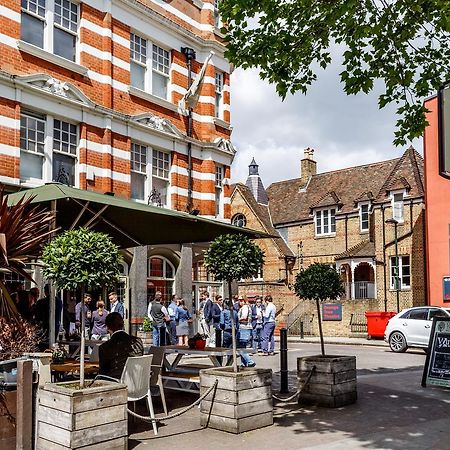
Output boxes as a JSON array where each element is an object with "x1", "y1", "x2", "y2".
[
  {"x1": 322, "y1": 303, "x2": 342, "y2": 321},
  {"x1": 444, "y1": 277, "x2": 450, "y2": 302}
]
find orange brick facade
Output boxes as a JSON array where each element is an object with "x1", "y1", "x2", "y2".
[{"x1": 0, "y1": 0, "x2": 233, "y2": 219}]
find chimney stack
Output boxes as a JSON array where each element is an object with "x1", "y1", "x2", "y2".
[{"x1": 301, "y1": 148, "x2": 317, "y2": 185}]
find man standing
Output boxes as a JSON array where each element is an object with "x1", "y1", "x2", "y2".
[
  {"x1": 251, "y1": 296, "x2": 265, "y2": 352},
  {"x1": 200, "y1": 291, "x2": 213, "y2": 346},
  {"x1": 75, "y1": 293, "x2": 92, "y2": 338},
  {"x1": 99, "y1": 312, "x2": 144, "y2": 379},
  {"x1": 109, "y1": 291, "x2": 124, "y2": 317},
  {"x1": 238, "y1": 296, "x2": 253, "y2": 350},
  {"x1": 167, "y1": 294, "x2": 179, "y2": 345},
  {"x1": 211, "y1": 295, "x2": 223, "y2": 347},
  {"x1": 261, "y1": 295, "x2": 276, "y2": 356},
  {"x1": 147, "y1": 291, "x2": 170, "y2": 346}
]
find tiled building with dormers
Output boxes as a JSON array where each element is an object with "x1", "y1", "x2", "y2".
[
  {"x1": 0, "y1": 0, "x2": 234, "y2": 325},
  {"x1": 231, "y1": 148, "x2": 426, "y2": 337}
]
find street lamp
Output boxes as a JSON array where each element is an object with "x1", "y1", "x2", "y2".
[{"x1": 385, "y1": 218, "x2": 400, "y2": 312}]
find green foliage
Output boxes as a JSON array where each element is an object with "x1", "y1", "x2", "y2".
[
  {"x1": 220, "y1": 0, "x2": 450, "y2": 145},
  {"x1": 142, "y1": 317, "x2": 152, "y2": 332},
  {"x1": 294, "y1": 263, "x2": 344, "y2": 302},
  {"x1": 204, "y1": 234, "x2": 264, "y2": 282},
  {"x1": 42, "y1": 228, "x2": 122, "y2": 291}
]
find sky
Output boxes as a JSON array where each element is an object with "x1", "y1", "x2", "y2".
[{"x1": 229, "y1": 62, "x2": 422, "y2": 187}]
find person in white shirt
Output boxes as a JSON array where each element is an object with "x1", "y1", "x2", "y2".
[{"x1": 261, "y1": 295, "x2": 276, "y2": 355}]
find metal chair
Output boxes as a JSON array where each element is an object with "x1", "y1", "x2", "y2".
[
  {"x1": 147, "y1": 346, "x2": 168, "y2": 415},
  {"x1": 96, "y1": 355, "x2": 157, "y2": 434}
]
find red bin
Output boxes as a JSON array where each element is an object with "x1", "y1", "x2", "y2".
[{"x1": 365, "y1": 311, "x2": 397, "y2": 339}]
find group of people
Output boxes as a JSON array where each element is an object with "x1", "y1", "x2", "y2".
[{"x1": 200, "y1": 292, "x2": 277, "y2": 356}]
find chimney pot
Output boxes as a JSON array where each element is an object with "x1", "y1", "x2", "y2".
[{"x1": 301, "y1": 148, "x2": 317, "y2": 186}]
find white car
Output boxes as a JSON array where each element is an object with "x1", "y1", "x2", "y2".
[{"x1": 384, "y1": 306, "x2": 450, "y2": 352}]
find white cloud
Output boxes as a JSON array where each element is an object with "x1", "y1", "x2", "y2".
[{"x1": 230, "y1": 65, "x2": 422, "y2": 187}]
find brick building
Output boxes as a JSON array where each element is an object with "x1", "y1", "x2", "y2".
[
  {"x1": 0, "y1": 0, "x2": 234, "y2": 323},
  {"x1": 231, "y1": 148, "x2": 426, "y2": 337}
]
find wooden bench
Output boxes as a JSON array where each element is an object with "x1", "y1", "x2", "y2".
[{"x1": 161, "y1": 371, "x2": 201, "y2": 393}]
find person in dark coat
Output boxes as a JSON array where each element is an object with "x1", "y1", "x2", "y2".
[{"x1": 99, "y1": 312, "x2": 144, "y2": 379}]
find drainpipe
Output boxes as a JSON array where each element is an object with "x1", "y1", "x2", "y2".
[
  {"x1": 382, "y1": 205, "x2": 387, "y2": 312},
  {"x1": 345, "y1": 214, "x2": 348, "y2": 251},
  {"x1": 409, "y1": 199, "x2": 413, "y2": 233},
  {"x1": 181, "y1": 47, "x2": 196, "y2": 212}
]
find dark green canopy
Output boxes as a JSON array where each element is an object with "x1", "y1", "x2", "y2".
[{"x1": 6, "y1": 183, "x2": 269, "y2": 248}]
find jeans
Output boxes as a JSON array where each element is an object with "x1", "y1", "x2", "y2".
[
  {"x1": 252, "y1": 324, "x2": 263, "y2": 351},
  {"x1": 238, "y1": 329, "x2": 255, "y2": 367},
  {"x1": 261, "y1": 322, "x2": 276, "y2": 353},
  {"x1": 152, "y1": 324, "x2": 166, "y2": 347},
  {"x1": 169, "y1": 320, "x2": 177, "y2": 345},
  {"x1": 221, "y1": 330, "x2": 254, "y2": 367}
]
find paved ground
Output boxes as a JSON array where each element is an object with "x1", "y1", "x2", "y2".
[{"x1": 129, "y1": 342, "x2": 450, "y2": 450}]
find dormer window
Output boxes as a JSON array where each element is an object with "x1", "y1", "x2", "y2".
[
  {"x1": 359, "y1": 203, "x2": 370, "y2": 232},
  {"x1": 315, "y1": 208, "x2": 336, "y2": 236},
  {"x1": 390, "y1": 190, "x2": 405, "y2": 222}
]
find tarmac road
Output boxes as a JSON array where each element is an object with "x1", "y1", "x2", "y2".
[{"x1": 130, "y1": 343, "x2": 450, "y2": 450}]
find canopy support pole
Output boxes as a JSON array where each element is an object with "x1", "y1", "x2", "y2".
[
  {"x1": 70, "y1": 201, "x2": 90, "y2": 230},
  {"x1": 84, "y1": 205, "x2": 109, "y2": 228},
  {"x1": 49, "y1": 200, "x2": 57, "y2": 346}
]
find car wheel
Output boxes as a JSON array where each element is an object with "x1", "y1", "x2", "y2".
[{"x1": 389, "y1": 331, "x2": 408, "y2": 353}]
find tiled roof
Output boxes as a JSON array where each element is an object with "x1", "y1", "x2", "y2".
[
  {"x1": 232, "y1": 183, "x2": 294, "y2": 257},
  {"x1": 267, "y1": 147, "x2": 424, "y2": 226},
  {"x1": 335, "y1": 240, "x2": 376, "y2": 260}
]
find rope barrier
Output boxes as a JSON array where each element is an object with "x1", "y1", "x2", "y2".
[
  {"x1": 127, "y1": 379, "x2": 218, "y2": 423},
  {"x1": 272, "y1": 366, "x2": 316, "y2": 403}
]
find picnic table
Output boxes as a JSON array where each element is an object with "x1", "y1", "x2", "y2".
[
  {"x1": 57, "y1": 339, "x2": 104, "y2": 358},
  {"x1": 161, "y1": 345, "x2": 238, "y2": 393},
  {"x1": 50, "y1": 359, "x2": 99, "y2": 382}
]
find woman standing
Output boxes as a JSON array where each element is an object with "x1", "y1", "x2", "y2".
[
  {"x1": 91, "y1": 300, "x2": 109, "y2": 340},
  {"x1": 175, "y1": 299, "x2": 191, "y2": 346}
]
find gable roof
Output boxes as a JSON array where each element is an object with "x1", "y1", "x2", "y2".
[
  {"x1": 267, "y1": 147, "x2": 424, "y2": 226},
  {"x1": 232, "y1": 183, "x2": 294, "y2": 257}
]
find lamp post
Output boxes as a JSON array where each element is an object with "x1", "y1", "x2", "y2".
[{"x1": 385, "y1": 218, "x2": 400, "y2": 312}]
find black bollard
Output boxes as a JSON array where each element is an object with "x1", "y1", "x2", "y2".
[
  {"x1": 300, "y1": 321, "x2": 304, "y2": 339},
  {"x1": 215, "y1": 328, "x2": 222, "y2": 348},
  {"x1": 280, "y1": 328, "x2": 288, "y2": 393}
]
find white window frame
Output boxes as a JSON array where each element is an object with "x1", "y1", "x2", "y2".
[
  {"x1": 231, "y1": 213, "x2": 247, "y2": 227},
  {"x1": 20, "y1": 0, "x2": 80, "y2": 63},
  {"x1": 314, "y1": 207, "x2": 336, "y2": 236},
  {"x1": 359, "y1": 202, "x2": 370, "y2": 233},
  {"x1": 20, "y1": 111, "x2": 79, "y2": 187},
  {"x1": 214, "y1": 0, "x2": 221, "y2": 28},
  {"x1": 252, "y1": 266, "x2": 264, "y2": 282},
  {"x1": 390, "y1": 255, "x2": 411, "y2": 290},
  {"x1": 215, "y1": 72, "x2": 224, "y2": 119},
  {"x1": 390, "y1": 189, "x2": 405, "y2": 223},
  {"x1": 215, "y1": 164, "x2": 224, "y2": 218},
  {"x1": 130, "y1": 32, "x2": 171, "y2": 100}
]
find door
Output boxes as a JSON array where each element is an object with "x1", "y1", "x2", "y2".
[{"x1": 405, "y1": 308, "x2": 430, "y2": 346}]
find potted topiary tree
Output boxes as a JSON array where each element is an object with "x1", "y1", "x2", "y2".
[
  {"x1": 37, "y1": 228, "x2": 128, "y2": 449},
  {"x1": 294, "y1": 263, "x2": 357, "y2": 407},
  {"x1": 200, "y1": 234, "x2": 273, "y2": 434}
]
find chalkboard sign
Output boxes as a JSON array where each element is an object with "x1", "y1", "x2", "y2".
[
  {"x1": 322, "y1": 303, "x2": 342, "y2": 321},
  {"x1": 444, "y1": 276, "x2": 450, "y2": 302},
  {"x1": 422, "y1": 317, "x2": 450, "y2": 388}
]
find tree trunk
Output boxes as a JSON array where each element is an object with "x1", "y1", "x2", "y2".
[
  {"x1": 79, "y1": 285, "x2": 86, "y2": 388},
  {"x1": 315, "y1": 298, "x2": 325, "y2": 356},
  {"x1": 228, "y1": 281, "x2": 238, "y2": 373}
]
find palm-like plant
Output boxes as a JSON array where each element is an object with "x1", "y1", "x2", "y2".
[{"x1": 0, "y1": 188, "x2": 55, "y2": 319}]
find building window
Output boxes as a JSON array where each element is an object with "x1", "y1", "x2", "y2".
[
  {"x1": 390, "y1": 255, "x2": 411, "y2": 290},
  {"x1": 215, "y1": 165, "x2": 223, "y2": 217},
  {"x1": 315, "y1": 208, "x2": 336, "y2": 236},
  {"x1": 130, "y1": 33, "x2": 170, "y2": 99},
  {"x1": 391, "y1": 191, "x2": 404, "y2": 222},
  {"x1": 253, "y1": 266, "x2": 264, "y2": 281},
  {"x1": 21, "y1": 0, "x2": 79, "y2": 62},
  {"x1": 360, "y1": 203, "x2": 370, "y2": 232},
  {"x1": 232, "y1": 213, "x2": 246, "y2": 227},
  {"x1": 20, "y1": 112, "x2": 45, "y2": 181},
  {"x1": 215, "y1": 72, "x2": 223, "y2": 118},
  {"x1": 214, "y1": 0, "x2": 221, "y2": 28},
  {"x1": 131, "y1": 143, "x2": 170, "y2": 206},
  {"x1": 131, "y1": 143, "x2": 147, "y2": 201},
  {"x1": 147, "y1": 256, "x2": 175, "y2": 302},
  {"x1": 20, "y1": 112, "x2": 78, "y2": 185}
]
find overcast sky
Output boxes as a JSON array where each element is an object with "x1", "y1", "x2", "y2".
[{"x1": 229, "y1": 63, "x2": 422, "y2": 187}]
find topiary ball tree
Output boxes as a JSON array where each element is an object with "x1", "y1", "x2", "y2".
[
  {"x1": 42, "y1": 228, "x2": 122, "y2": 386},
  {"x1": 204, "y1": 233, "x2": 264, "y2": 372},
  {"x1": 294, "y1": 263, "x2": 344, "y2": 356}
]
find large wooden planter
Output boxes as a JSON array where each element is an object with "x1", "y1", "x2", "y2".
[
  {"x1": 297, "y1": 355, "x2": 357, "y2": 408},
  {"x1": 37, "y1": 381, "x2": 128, "y2": 449},
  {"x1": 200, "y1": 367, "x2": 273, "y2": 434},
  {"x1": 0, "y1": 390, "x2": 16, "y2": 449}
]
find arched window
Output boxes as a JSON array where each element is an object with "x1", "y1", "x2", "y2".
[
  {"x1": 147, "y1": 256, "x2": 175, "y2": 302},
  {"x1": 232, "y1": 213, "x2": 247, "y2": 227}
]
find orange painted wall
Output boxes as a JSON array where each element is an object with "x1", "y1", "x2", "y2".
[{"x1": 424, "y1": 96, "x2": 450, "y2": 306}]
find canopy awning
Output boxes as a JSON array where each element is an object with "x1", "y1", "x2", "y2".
[{"x1": 6, "y1": 183, "x2": 270, "y2": 248}]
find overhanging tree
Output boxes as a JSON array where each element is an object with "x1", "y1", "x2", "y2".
[
  {"x1": 42, "y1": 228, "x2": 122, "y2": 387},
  {"x1": 220, "y1": 0, "x2": 450, "y2": 145},
  {"x1": 204, "y1": 234, "x2": 264, "y2": 372},
  {"x1": 294, "y1": 263, "x2": 344, "y2": 356}
]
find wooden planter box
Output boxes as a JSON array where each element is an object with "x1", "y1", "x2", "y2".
[
  {"x1": 297, "y1": 355, "x2": 357, "y2": 408},
  {"x1": 0, "y1": 390, "x2": 16, "y2": 449},
  {"x1": 137, "y1": 331, "x2": 153, "y2": 346},
  {"x1": 37, "y1": 381, "x2": 128, "y2": 449},
  {"x1": 200, "y1": 367, "x2": 273, "y2": 434}
]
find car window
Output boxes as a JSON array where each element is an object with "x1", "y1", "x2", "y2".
[
  {"x1": 429, "y1": 309, "x2": 449, "y2": 320},
  {"x1": 399, "y1": 311, "x2": 411, "y2": 319},
  {"x1": 408, "y1": 309, "x2": 428, "y2": 320}
]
